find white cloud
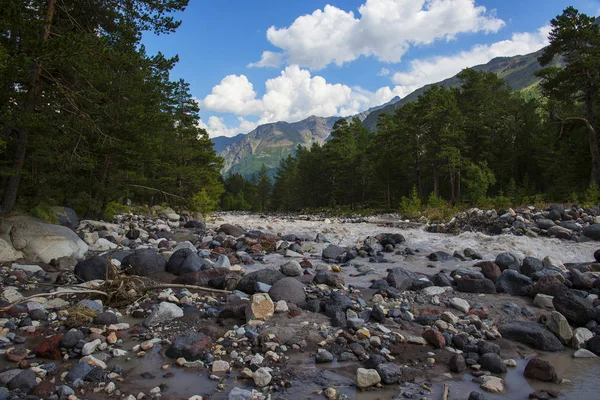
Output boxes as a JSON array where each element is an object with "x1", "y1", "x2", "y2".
[
  {"x1": 198, "y1": 65, "x2": 403, "y2": 137},
  {"x1": 247, "y1": 51, "x2": 283, "y2": 68},
  {"x1": 198, "y1": 116, "x2": 258, "y2": 138},
  {"x1": 201, "y1": 74, "x2": 262, "y2": 115},
  {"x1": 378, "y1": 67, "x2": 390, "y2": 76},
  {"x1": 391, "y1": 25, "x2": 551, "y2": 96},
  {"x1": 253, "y1": 0, "x2": 505, "y2": 70}
]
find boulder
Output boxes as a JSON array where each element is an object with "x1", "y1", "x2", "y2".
[
  {"x1": 536, "y1": 219, "x2": 555, "y2": 230},
  {"x1": 423, "y1": 329, "x2": 446, "y2": 348},
  {"x1": 583, "y1": 224, "x2": 600, "y2": 240},
  {"x1": 475, "y1": 261, "x2": 501, "y2": 282},
  {"x1": 497, "y1": 322, "x2": 564, "y2": 352},
  {"x1": 587, "y1": 335, "x2": 600, "y2": 356},
  {"x1": 122, "y1": 249, "x2": 166, "y2": 276},
  {"x1": 166, "y1": 332, "x2": 212, "y2": 361},
  {"x1": 495, "y1": 252, "x2": 522, "y2": 271},
  {"x1": 572, "y1": 327, "x2": 594, "y2": 349},
  {"x1": 322, "y1": 244, "x2": 347, "y2": 263},
  {"x1": 184, "y1": 220, "x2": 205, "y2": 230},
  {"x1": 356, "y1": 368, "x2": 381, "y2": 388},
  {"x1": 479, "y1": 353, "x2": 506, "y2": 374},
  {"x1": 544, "y1": 311, "x2": 573, "y2": 344},
  {"x1": 7, "y1": 370, "x2": 37, "y2": 391},
  {"x1": 386, "y1": 267, "x2": 418, "y2": 290},
  {"x1": 144, "y1": 302, "x2": 183, "y2": 326},
  {"x1": 253, "y1": 368, "x2": 272, "y2": 387},
  {"x1": 166, "y1": 248, "x2": 203, "y2": 276},
  {"x1": 268, "y1": 277, "x2": 306, "y2": 304},
  {"x1": 280, "y1": 260, "x2": 302, "y2": 277},
  {"x1": 521, "y1": 257, "x2": 544, "y2": 277},
  {"x1": 314, "y1": 270, "x2": 345, "y2": 288},
  {"x1": 495, "y1": 270, "x2": 532, "y2": 296},
  {"x1": 245, "y1": 293, "x2": 274, "y2": 321},
  {"x1": 74, "y1": 256, "x2": 110, "y2": 282},
  {"x1": 552, "y1": 290, "x2": 600, "y2": 327},
  {"x1": 236, "y1": 269, "x2": 284, "y2": 294},
  {"x1": 449, "y1": 354, "x2": 467, "y2": 373},
  {"x1": 479, "y1": 376, "x2": 504, "y2": 393},
  {"x1": 450, "y1": 298, "x2": 470, "y2": 313},
  {"x1": 376, "y1": 362, "x2": 403, "y2": 384},
  {"x1": 0, "y1": 216, "x2": 87, "y2": 263},
  {"x1": 530, "y1": 275, "x2": 567, "y2": 297},
  {"x1": 218, "y1": 224, "x2": 246, "y2": 237},
  {"x1": 456, "y1": 277, "x2": 496, "y2": 294},
  {"x1": 0, "y1": 238, "x2": 23, "y2": 262},
  {"x1": 523, "y1": 358, "x2": 557, "y2": 382}
]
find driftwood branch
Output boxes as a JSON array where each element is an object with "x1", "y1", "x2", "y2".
[{"x1": 142, "y1": 284, "x2": 233, "y2": 294}]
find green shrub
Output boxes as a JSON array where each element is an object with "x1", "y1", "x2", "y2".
[
  {"x1": 192, "y1": 188, "x2": 220, "y2": 217},
  {"x1": 582, "y1": 183, "x2": 600, "y2": 207},
  {"x1": 30, "y1": 204, "x2": 59, "y2": 224},
  {"x1": 400, "y1": 186, "x2": 422, "y2": 218},
  {"x1": 427, "y1": 192, "x2": 446, "y2": 208},
  {"x1": 104, "y1": 201, "x2": 130, "y2": 221},
  {"x1": 491, "y1": 190, "x2": 511, "y2": 210}
]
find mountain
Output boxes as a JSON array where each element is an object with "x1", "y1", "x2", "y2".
[
  {"x1": 362, "y1": 48, "x2": 557, "y2": 130},
  {"x1": 211, "y1": 133, "x2": 246, "y2": 153},
  {"x1": 214, "y1": 47, "x2": 560, "y2": 177},
  {"x1": 218, "y1": 115, "x2": 340, "y2": 177}
]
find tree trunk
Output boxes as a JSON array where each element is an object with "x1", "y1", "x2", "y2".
[
  {"x1": 562, "y1": 116, "x2": 600, "y2": 186},
  {"x1": 433, "y1": 164, "x2": 439, "y2": 197},
  {"x1": 450, "y1": 169, "x2": 456, "y2": 204},
  {"x1": 1, "y1": 0, "x2": 56, "y2": 214}
]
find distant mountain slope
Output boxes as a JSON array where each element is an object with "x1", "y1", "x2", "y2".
[
  {"x1": 213, "y1": 47, "x2": 563, "y2": 177},
  {"x1": 363, "y1": 49, "x2": 562, "y2": 131},
  {"x1": 218, "y1": 115, "x2": 340, "y2": 177},
  {"x1": 211, "y1": 133, "x2": 246, "y2": 153},
  {"x1": 362, "y1": 48, "x2": 559, "y2": 130}
]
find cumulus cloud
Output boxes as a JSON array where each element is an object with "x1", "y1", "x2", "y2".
[
  {"x1": 252, "y1": 0, "x2": 505, "y2": 70},
  {"x1": 198, "y1": 116, "x2": 258, "y2": 138},
  {"x1": 198, "y1": 65, "x2": 403, "y2": 137},
  {"x1": 247, "y1": 51, "x2": 283, "y2": 68},
  {"x1": 391, "y1": 25, "x2": 551, "y2": 97}
]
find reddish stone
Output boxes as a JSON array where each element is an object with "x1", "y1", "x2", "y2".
[
  {"x1": 468, "y1": 306, "x2": 489, "y2": 319},
  {"x1": 300, "y1": 259, "x2": 313, "y2": 269},
  {"x1": 6, "y1": 348, "x2": 28, "y2": 363},
  {"x1": 250, "y1": 244, "x2": 264, "y2": 254},
  {"x1": 31, "y1": 382, "x2": 55, "y2": 398},
  {"x1": 88, "y1": 333, "x2": 106, "y2": 343},
  {"x1": 422, "y1": 329, "x2": 446, "y2": 349},
  {"x1": 18, "y1": 360, "x2": 31, "y2": 369},
  {"x1": 32, "y1": 334, "x2": 64, "y2": 360},
  {"x1": 211, "y1": 247, "x2": 227, "y2": 256},
  {"x1": 475, "y1": 261, "x2": 502, "y2": 283}
]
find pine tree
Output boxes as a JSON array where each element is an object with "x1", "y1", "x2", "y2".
[{"x1": 537, "y1": 6, "x2": 600, "y2": 185}]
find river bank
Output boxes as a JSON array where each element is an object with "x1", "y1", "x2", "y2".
[{"x1": 1, "y1": 208, "x2": 600, "y2": 400}]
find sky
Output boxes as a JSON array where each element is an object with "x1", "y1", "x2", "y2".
[{"x1": 142, "y1": 0, "x2": 600, "y2": 138}]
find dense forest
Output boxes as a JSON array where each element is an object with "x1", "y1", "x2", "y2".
[
  {"x1": 0, "y1": 0, "x2": 224, "y2": 218},
  {"x1": 1, "y1": 4, "x2": 599, "y2": 219},
  {"x1": 224, "y1": 7, "x2": 600, "y2": 215}
]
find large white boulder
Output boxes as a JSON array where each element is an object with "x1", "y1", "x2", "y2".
[
  {"x1": 0, "y1": 216, "x2": 88, "y2": 263},
  {"x1": 0, "y1": 237, "x2": 23, "y2": 262}
]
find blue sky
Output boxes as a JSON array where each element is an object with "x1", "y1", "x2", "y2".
[{"x1": 142, "y1": 0, "x2": 600, "y2": 137}]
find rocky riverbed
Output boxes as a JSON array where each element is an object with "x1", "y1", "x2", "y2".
[{"x1": 1, "y1": 207, "x2": 600, "y2": 400}]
